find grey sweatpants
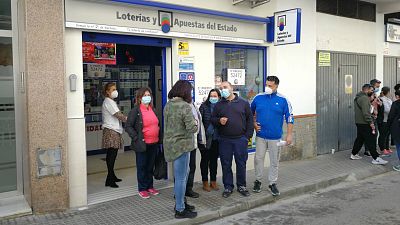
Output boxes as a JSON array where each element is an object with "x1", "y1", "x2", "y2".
[{"x1": 254, "y1": 137, "x2": 280, "y2": 185}]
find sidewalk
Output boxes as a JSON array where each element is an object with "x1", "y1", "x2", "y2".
[{"x1": 1, "y1": 150, "x2": 397, "y2": 225}]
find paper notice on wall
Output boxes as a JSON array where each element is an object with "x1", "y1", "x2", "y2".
[
  {"x1": 196, "y1": 86, "x2": 213, "y2": 105},
  {"x1": 345, "y1": 75, "x2": 353, "y2": 94},
  {"x1": 179, "y1": 56, "x2": 195, "y2": 70},
  {"x1": 318, "y1": 52, "x2": 331, "y2": 66},
  {"x1": 227, "y1": 69, "x2": 246, "y2": 85},
  {"x1": 87, "y1": 64, "x2": 106, "y2": 78},
  {"x1": 178, "y1": 40, "x2": 189, "y2": 55}
]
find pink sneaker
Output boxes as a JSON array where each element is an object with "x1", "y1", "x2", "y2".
[
  {"x1": 139, "y1": 191, "x2": 150, "y2": 199},
  {"x1": 388, "y1": 149, "x2": 393, "y2": 153},
  {"x1": 147, "y1": 188, "x2": 159, "y2": 196},
  {"x1": 382, "y1": 149, "x2": 391, "y2": 155}
]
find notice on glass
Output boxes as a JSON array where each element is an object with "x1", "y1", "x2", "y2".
[
  {"x1": 227, "y1": 69, "x2": 246, "y2": 85},
  {"x1": 87, "y1": 64, "x2": 106, "y2": 78}
]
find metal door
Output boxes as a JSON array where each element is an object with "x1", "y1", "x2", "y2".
[
  {"x1": 384, "y1": 57, "x2": 399, "y2": 89},
  {"x1": 338, "y1": 65, "x2": 358, "y2": 151}
]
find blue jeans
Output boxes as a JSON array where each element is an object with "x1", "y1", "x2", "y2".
[
  {"x1": 173, "y1": 152, "x2": 190, "y2": 212},
  {"x1": 135, "y1": 144, "x2": 158, "y2": 191},
  {"x1": 396, "y1": 143, "x2": 400, "y2": 161},
  {"x1": 218, "y1": 136, "x2": 249, "y2": 191}
]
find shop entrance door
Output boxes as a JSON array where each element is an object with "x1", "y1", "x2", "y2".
[{"x1": 82, "y1": 33, "x2": 172, "y2": 204}]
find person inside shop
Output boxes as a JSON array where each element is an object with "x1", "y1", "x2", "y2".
[
  {"x1": 163, "y1": 80, "x2": 198, "y2": 219},
  {"x1": 199, "y1": 89, "x2": 221, "y2": 192},
  {"x1": 211, "y1": 81, "x2": 254, "y2": 198},
  {"x1": 102, "y1": 82, "x2": 127, "y2": 188},
  {"x1": 126, "y1": 87, "x2": 162, "y2": 199}
]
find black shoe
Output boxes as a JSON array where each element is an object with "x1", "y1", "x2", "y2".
[
  {"x1": 113, "y1": 176, "x2": 122, "y2": 182},
  {"x1": 364, "y1": 151, "x2": 372, "y2": 157},
  {"x1": 105, "y1": 180, "x2": 119, "y2": 188},
  {"x1": 237, "y1": 186, "x2": 250, "y2": 197},
  {"x1": 175, "y1": 209, "x2": 198, "y2": 219},
  {"x1": 253, "y1": 180, "x2": 262, "y2": 193},
  {"x1": 185, "y1": 190, "x2": 200, "y2": 198},
  {"x1": 174, "y1": 202, "x2": 195, "y2": 212},
  {"x1": 269, "y1": 183, "x2": 280, "y2": 196},
  {"x1": 222, "y1": 189, "x2": 232, "y2": 198}
]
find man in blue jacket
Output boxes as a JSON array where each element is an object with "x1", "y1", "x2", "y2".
[
  {"x1": 251, "y1": 76, "x2": 294, "y2": 196},
  {"x1": 211, "y1": 81, "x2": 254, "y2": 198}
]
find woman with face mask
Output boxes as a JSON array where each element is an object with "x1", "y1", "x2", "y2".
[
  {"x1": 198, "y1": 89, "x2": 222, "y2": 192},
  {"x1": 126, "y1": 87, "x2": 162, "y2": 199},
  {"x1": 102, "y1": 82, "x2": 127, "y2": 188}
]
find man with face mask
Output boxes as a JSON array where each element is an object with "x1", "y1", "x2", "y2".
[
  {"x1": 211, "y1": 81, "x2": 254, "y2": 198},
  {"x1": 251, "y1": 76, "x2": 294, "y2": 196},
  {"x1": 350, "y1": 84, "x2": 388, "y2": 165}
]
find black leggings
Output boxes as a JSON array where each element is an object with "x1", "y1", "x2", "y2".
[
  {"x1": 199, "y1": 140, "x2": 219, "y2": 182},
  {"x1": 378, "y1": 122, "x2": 390, "y2": 151},
  {"x1": 105, "y1": 148, "x2": 118, "y2": 181}
]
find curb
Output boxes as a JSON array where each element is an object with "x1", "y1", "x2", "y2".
[{"x1": 160, "y1": 164, "x2": 394, "y2": 225}]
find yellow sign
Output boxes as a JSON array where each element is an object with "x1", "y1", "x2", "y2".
[
  {"x1": 178, "y1": 41, "x2": 189, "y2": 55},
  {"x1": 318, "y1": 52, "x2": 331, "y2": 66}
]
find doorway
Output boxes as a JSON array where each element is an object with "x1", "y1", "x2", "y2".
[{"x1": 81, "y1": 32, "x2": 172, "y2": 204}]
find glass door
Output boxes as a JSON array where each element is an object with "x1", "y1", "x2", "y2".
[{"x1": 0, "y1": 0, "x2": 18, "y2": 194}]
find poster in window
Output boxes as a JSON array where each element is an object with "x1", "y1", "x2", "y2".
[
  {"x1": 83, "y1": 42, "x2": 116, "y2": 65},
  {"x1": 227, "y1": 69, "x2": 246, "y2": 85}
]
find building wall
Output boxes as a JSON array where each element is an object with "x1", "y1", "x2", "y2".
[{"x1": 24, "y1": 0, "x2": 68, "y2": 213}]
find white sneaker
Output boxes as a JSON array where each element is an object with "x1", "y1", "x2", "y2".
[
  {"x1": 372, "y1": 157, "x2": 388, "y2": 165},
  {"x1": 350, "y1": 154, "x2": 362, "y2": 160}
]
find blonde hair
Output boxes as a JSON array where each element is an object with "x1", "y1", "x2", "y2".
[{"x1": 103, "y1": 82, "x2": 116, "y2": 97}]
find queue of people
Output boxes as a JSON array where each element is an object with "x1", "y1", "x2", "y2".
[{"x1": 100, "y1": 76, "x2": 294, "y2": 219}]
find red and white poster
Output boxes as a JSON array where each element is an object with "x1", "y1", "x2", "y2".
[{"x1": 82, "y1": 42, "x2": 116, "y2": 65}]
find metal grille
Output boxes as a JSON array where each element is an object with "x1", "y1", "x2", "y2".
[
  {"x1": 383, "y1": 56, "x2": 399, "y2": 90},
  {"x1": 317, "y1": 51, "x2": 376, "y2": 155}
]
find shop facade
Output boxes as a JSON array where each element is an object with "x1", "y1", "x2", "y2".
[{"x1": 1, "y1": 0, "x2": 400, "y2": 218}]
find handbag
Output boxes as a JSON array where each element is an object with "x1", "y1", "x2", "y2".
[{"x1": 153, "y1": 145, "x2": 167, "y2": 180}]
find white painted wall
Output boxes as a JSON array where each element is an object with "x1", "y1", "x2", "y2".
[{"x1": 65, "y1": 28, "x2": 87, "y2": 209}]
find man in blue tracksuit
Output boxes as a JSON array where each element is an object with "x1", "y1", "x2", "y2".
[
  {"x1": 211, "y1": 81, "x2": 254, "y2": 198},
  {"x1": 251, "y1": 76, "x2": 294, "y2": 196}
]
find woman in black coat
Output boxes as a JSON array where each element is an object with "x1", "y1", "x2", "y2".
[
  {"x1": 198, "y1": 88, "x2": 221, "y2": 191},
  {"x1": 388, "y1": 90, "x2": 400, "y2": 172}
]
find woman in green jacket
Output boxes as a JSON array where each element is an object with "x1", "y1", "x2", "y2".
[{"x1": 163, "y1": 80, "x2": 198, "y2": 219}]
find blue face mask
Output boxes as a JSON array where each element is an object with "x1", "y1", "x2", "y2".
[
  {"x1": 374, "y1": 88, "x2": 380, "y2": 93},
  {"x1": 142, "y1": 96, "x2": 151, "y2": 105},
  {"x1": 221, "y1": 89, "x2": 230, "y2": 98},
  {"x1": 209, "y1": 97, "x2": 219, "y2": 104}
]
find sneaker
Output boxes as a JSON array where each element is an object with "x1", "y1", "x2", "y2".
[
  {"x1": 388, "y1": 149, "x2": 393, "y2": 153},
  {"x1": 147, "y1": 188, "x2": 159, "y2": 196},
  {"x1": 175, "y1": 209, "x2": 198, "y2": 219},
  {"x1": 253, "y1": 180, "x2": 262, "y2": 193},
  {"x1": 139, "y1": 191, "x2": 150, "y2": 199},
  {"x1": 372, "y1": 157, "x2": 388, "y2": 165},
  {"x1": 350, "y1": 154, "x2": 362, "y2": 160},
  {"x1": 269, "y1": 183, "x2": 280, "y2": 196},
  {"x1": 382, "y1": 149, "x2": 391, "y2": 155},
  {"x1": 393, "y1": 165, "x2": 400, "y2": 172},
  {"x1": 237, "y1": 186, "x2": 250, "y2": 197},
  {"x1": 364, "y1": 151, "x2": 372, "y2": 157},
  {"x1": 222, "y1": 189, "x2": 232, "y2": 198},
  {"x1": 174, "y1": 202, "x2": 196, "y2": 212}
]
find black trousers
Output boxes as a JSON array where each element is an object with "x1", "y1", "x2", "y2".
[
  {"x1": 135, "y1": 144, "x2": 158, "y2": 191},
  {"x1": 352, "y1": 124, "x2": 379, "y2": 160},
  {"x1": 186, "y1": 149, "x2": 196, "y2": 192},
  {"x1": 199, "y1": 140, "x2": 219, "y2": 182},
  {"x1": 378, "y1": 122, "x2": 391, "y2": 151},
  {"x1": 105, "y1": 148, "x2": 119, "y2": 181}
]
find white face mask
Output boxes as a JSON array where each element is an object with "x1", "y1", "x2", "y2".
[
  {"x1": 110, "y1": 90, "x2": 118, "y2": 99},
  {"x1": 265, "y1": 87, "x2": 273, "y2": 95}
]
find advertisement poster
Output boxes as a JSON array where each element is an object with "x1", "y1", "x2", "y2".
[
  {"x1": 87, "y1": 64, "x2": 106, "y2": 78},
  {"x1": 82, "y1": 42, "x2": 116, "y2": 65},
  {"x1": 227, "y1": 69, "x2": 246, "y2": 85},
  {"x1": 178, "y1": 40, "x2": 189, "y2": 55}
]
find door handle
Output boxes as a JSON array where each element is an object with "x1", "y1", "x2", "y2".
[{"x1": 20, "y1": 72, "x2": 25, "y2": 93}]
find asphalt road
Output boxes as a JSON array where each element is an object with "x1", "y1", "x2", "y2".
[{"x1": 203, "y1": 172, "x2": 400, "y2": 225}]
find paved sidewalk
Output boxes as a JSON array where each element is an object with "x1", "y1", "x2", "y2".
[{"x1": 1, "y1": 150, "x2": 397, "y2": 225}]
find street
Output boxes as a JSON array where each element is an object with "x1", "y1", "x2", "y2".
[{"x1": 204, "y1": 172, "x2": 400, "y2": 225}]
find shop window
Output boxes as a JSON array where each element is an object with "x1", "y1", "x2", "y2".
[
  {"x1": 316, "y1": 0, "x2": 376, "y2": 22},
  {"x1": 338, "y1": 0, "x2": 357, "y2": 18},
  {"x1": 215, "y1": 46, "x2": 265, "y2": 102},
  {"x1": 358, "y1": 1, "x2": 376, "y2": 22},
  {"x1": 317, "y1": 0, "x2": 337, "y2": 16},
  {"x1": 0, "y1": 0, "x2": 12, "y2": 30}
]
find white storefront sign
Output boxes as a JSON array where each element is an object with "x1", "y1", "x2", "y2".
[
  {"x1": 228, "y1": 69, "x2": 246, "y2": 85},
  {"x1": 65, "y1": 0, "x2": 267, "y2": 44},
  {"x1": 386, "y1": 23, "x2": 400, "y2": 43},
  {"x1": 274, "y1": 8, "x2": 301, "y2": 45}
]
